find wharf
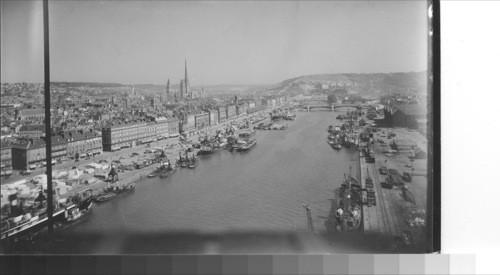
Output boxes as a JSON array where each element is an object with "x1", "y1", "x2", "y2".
[
  {"x1": 360, "y1": 150, "x2": 406, "y2": 237},
  {"x1": 360, "y1": 127, "x2": 428, "y2": 249}
]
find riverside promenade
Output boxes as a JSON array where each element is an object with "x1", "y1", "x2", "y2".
[{"x1": 1, "y1": 110, "x2": 274, "y2": 202}]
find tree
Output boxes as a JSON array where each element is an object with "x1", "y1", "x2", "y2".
[{"x1": 327, "y1": 94, "x2": 337, "y2": 104}]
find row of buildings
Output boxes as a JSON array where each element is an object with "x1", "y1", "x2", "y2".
[
  {"x1": 101, "y1": 101, "x2": 265, "y2": 152},
  {"x1": 1, "y1": 98, "x2": 275, "y2": 174},
  {"x1": 2, "y1": 130, "x2": 103, "y2": 172}
]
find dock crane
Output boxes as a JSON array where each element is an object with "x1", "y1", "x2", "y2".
[{"x1": 302, "y1": 204, "x2": 314, "y2": 232}]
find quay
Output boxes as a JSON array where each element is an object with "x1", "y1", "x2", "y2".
[
  {"x1": 359, "y1": 127, "x2": 428, "y2": 250},
  {"x1": 0, "y1": 106, "x2": 285, "y2": 208}
]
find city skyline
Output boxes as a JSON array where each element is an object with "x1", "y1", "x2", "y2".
[{"x1": 1, "y1": 1, "x2": 428, "y2": 85}]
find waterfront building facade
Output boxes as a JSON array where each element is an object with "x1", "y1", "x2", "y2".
[
  {"x1": 11, "y1": 138, "x2": 45, "y2": 171},
  {"x1": 218, "y1": 107, "x2": 227, "y2": 123},
  {"x1": 11, "y1": 136, "x2": 67, "y2": 171},
  {"x1": 167, "y1": 116, "x2": 179, "y2": 135},
  {"x1": 50, "y1": 135, "x2": 68, "y2": 163},
  {"x1": 195, "y1": 112, "x2": 210, "y2": 130},
  {"x1": 208, "y1": 110, "x2": 219, "y2": 126},
  {"x1": 64, "y1": 130, "x2": 102, "y2": 159},
  {"x1": 183, "y1": 114, "x2": 196, "y2": 133},
  {"x1": 102, "y1": 120, "x2": 170, "y2": 151}
]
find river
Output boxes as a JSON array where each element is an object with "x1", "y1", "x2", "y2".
[{"x1": 73, "y1": 110, "x2": 360, "y2": 235}]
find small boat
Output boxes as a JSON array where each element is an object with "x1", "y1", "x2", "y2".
[
  {"x1": 180, "y1": 161, "x2": 189, "y2": 168},
  {"x1": 160, "y1": 167, "x2": 175, "y2": 177},
  {"x1": 147, "y1": 168, "x2": 162, "y2": 178},
  {"x1": 197, "y1": 146, "x2": 215, "y2": 155},
  {"x1": 188, "y1": 157, "x2": 198, "y2": 169},
  {"x1": 271, "y1": 115, "x2": 282, "y2": 121},
  {"x1": 94, "y1": 182, "x2": 136, "y2": 203},
  {"x1": 332, "y1": 144, "x2": 342, "y2": 150},
  {"x1": 238, "y1": 139, "x2": 257, "y2": 151},
  {"x1": 284, "y1": 113, "x2": 296, "y2": 120},
  {"x1": 159, "y1": 165, "x2": 176, "y2": 178},
  {"x1": 60, "y1": 200, "x2": 92, "y2": 229},
  {"x1": 239, "y1": 130, "x2": 256, "y2": 139}
]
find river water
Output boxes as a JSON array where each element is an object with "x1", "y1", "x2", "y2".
[{"x1": 73, "y1": 110, "x2": 359, "y2": 235}]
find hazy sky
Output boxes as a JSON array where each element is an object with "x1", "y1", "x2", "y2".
[{"x1": 1, "y1": 1, "x2": 428, "y2": 85}]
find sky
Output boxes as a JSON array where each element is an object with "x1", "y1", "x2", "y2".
[{"x1": 1, "y1": 1, "x2": 428, "y2": 85}]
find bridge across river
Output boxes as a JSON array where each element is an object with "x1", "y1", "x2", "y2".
[{"x1": 298, "y1": 99, "x2": 362, "y2": 111}]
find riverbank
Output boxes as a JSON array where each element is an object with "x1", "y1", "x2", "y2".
[{"x1": 1, "y1": 108, "x2": 279, "y2": 205}]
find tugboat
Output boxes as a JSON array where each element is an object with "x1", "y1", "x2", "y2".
[
  {"x1": 159, "y1": 161, "x2": 176, "y2": 178},
  {"x1": 178, "y1": 151, "x2": 191, "y2": 167},
  {"x1": 94, "y1": 182, "x2": 136, "y2": 203},
  {"x1": 59, "y1": 189, "x2": 93, "y2": 229}
]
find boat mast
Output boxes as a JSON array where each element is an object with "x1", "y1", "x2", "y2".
[{"x1": 43, "y1": 0, "x2": 54, "y2": 234}]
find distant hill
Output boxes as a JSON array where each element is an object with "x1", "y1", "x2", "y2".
[{"x1": 276, "y1": 71, "x2": 427, "y2": 95}]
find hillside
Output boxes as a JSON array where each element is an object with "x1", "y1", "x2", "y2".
[{"x1": 276, "y1": 71, "x2": 427, "y2": 95}]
